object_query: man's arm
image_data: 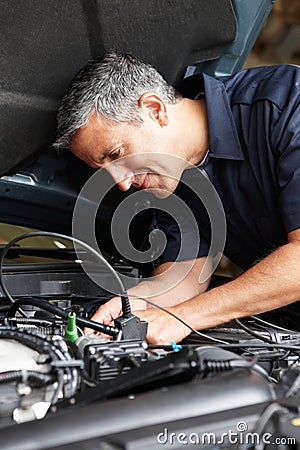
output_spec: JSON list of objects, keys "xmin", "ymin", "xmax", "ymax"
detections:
[
  {"xmin": 85, "ymin": 257, "xmax": 210, "ymax": 334},
  {"xmin": 139, "ymin": 229, "xmax": 300, "ymax": 344}
]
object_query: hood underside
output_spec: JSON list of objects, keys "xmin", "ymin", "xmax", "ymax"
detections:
[
  {"xmin": 1, "ymin": 0, "xmax": 238, "ymax": 176},
  {"xmin": 0, "ymin": 0, "xmax": 274, "ymax": 236}
]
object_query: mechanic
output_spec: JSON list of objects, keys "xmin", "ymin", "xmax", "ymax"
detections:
[{"xmin": 54, "ymin": 52, "xmax": 300, "ymax": 344}]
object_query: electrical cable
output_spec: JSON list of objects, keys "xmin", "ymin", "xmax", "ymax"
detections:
[
  {"xmin": 242, "ymin": 322, "xmax": 293, "ymax": 367},
  {"xmin": 0, "ymin": 370, "xmax": 55, "ymax": 386},
  {"xmin": 67, "ymin": 340, "xmax": 96, "ymax": 388},
  {"xmin": 246, "ymin": 321, "xmax": 275, "ymax": 341},
  {"xmin": 215, "ymin": 342, "xmax": 300, "ymax": 357},
  {"xmin": 5, "ymin": 317, "xmax": 55, "ymax": 327},
  {"xmin": 234, "ymin": 318, "xmax": 284, "ymax": 345},
  {"xmin": 148, "ymin": 342, "xmax": 300, "ymax": 354},
  {"xmin": 147, "ymin": 342, "xmax": 298, "ymax": 381},
  {"xmin": 51, "ymin": 339, "xmax": 79, "ymax": 400},
  {"xmin": 0, "ymin": 231, "xmax": 129, "ymax": 318},
  {"xmin": 202, "ymin": 355, "xmax": 272, "ymax": 381},
  {"xmin": 0, "ymin": 231, "xmax": 132, "ymax": 335},
  {"xmin": 274, "ymin": 349, "xmax": 291, "ymax": 361},
  {"xmin": 50, "ymin": 369, "xmax": 65, "ymax": 405},
  {"xmin": 6, "ymin": 298, "xmax": 119, "ymax": 336},
  {"xmin": 249, "ymin": 314, "xmax": 297, "ymax": 333}
]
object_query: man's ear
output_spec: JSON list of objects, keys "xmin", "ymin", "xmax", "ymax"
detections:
[{"xmin": 138, "ymin": 92, "xmax": 169, "ymax": 126}]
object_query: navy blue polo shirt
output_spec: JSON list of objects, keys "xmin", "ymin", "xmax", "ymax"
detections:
[{"xmin": 156, "ymin": 64, "xmax": 300, "ymax": 270}]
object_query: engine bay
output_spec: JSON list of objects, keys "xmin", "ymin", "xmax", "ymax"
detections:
[
  {"xmin": 0, "ymin": 232, "xmax": 300, "ymax": 449},
  {"xmin": 2, "ymin": 1, "xmax": 296, "ymax": 448}
]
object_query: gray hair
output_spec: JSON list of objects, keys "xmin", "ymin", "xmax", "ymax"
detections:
[{"xmin": 53, "ymin": 52, "xmax": 182, "ymax": 150}]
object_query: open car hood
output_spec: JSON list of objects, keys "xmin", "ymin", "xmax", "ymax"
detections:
[
  {"xmin": 4, "ymin": 4, "xmax": 300, "ymax": 450},
  {"xmin": 0, "ymin": 0, "xmax": 274, "ymax": 233}
]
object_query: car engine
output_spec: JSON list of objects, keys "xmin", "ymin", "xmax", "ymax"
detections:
[{"xmin": 0, "ymin": 232, "xmax": 300, "ymax": 449}]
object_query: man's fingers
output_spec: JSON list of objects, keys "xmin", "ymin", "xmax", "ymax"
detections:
[
  {"xmin": 84, "ymin": 326, "xmax": 96, "ymax": 335},
  {"xmin": 83, "ymin": 297, "xmax": 122, "ymax": 335}
]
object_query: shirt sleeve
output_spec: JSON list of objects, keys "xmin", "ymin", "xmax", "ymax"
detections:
[
  {"xmin": 154, "ymin": 208, "xmax": 210, "ymax": 264},
  {"xmin": 273, "ymin": 92, "xmax": 300, "ymax": 232}
]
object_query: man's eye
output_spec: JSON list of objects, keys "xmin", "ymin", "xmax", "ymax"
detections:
[{"xmin": 109, "ymin": 149, "xmax": 121, "ymax": 160}]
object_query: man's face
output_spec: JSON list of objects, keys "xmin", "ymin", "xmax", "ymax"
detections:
[{"xmin": 70, "ymin": 110, "xmax": 188, "ymax": 198}]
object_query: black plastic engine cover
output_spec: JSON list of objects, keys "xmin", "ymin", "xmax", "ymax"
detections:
[{"xmin": 1, "ymin": 367, "xmax": 275, "ymax": 449}]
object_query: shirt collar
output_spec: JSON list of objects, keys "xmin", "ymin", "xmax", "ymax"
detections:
[{"xmin": 177, "ymin": 73, "xmax": 244, "ymax": 161}]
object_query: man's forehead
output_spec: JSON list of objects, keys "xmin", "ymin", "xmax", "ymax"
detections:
[{"xmin": 70, "ymin": 114, "xmax": 119, "ymax": 157}]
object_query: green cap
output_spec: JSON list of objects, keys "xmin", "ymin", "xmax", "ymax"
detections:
[{"xmin": 65, "ymin": 311, "xmax": 78, "ymax": 343}]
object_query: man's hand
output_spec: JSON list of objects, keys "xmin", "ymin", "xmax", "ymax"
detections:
[
  {"xmin": 139, "ymin": 231, "xmax": 300, "ymax": 346},
  {"xmin": 137, "ymin": 307, "xmax": 191, "ymax": 344},
  {"xmin": 83, "ymin": 257, "xmax": 209, "ymax": 337},
  {"xmin": 84, "ymin": 296, "xmax": 122, "ymax": 335},
  {"xmin": 84, "ymin": 295, "xmax": 147, "ymax": 335}
]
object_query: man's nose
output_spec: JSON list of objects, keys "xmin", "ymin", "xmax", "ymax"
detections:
[
  {"xmin": 105, "ymin": 165, "xmax": 133, "ymax": 191},
  {"xmin": 116, "ymin": 177, "xmax": 133, "ymax": 191}
]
